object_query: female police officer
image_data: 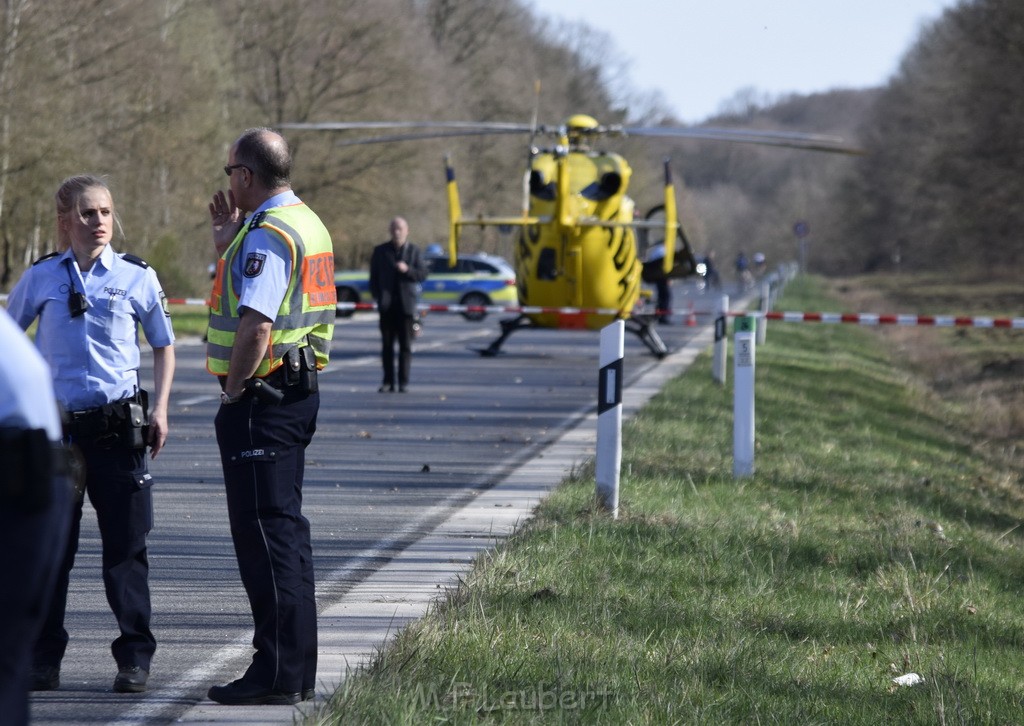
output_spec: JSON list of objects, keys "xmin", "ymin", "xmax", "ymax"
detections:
[{"xmin": 5, "ymin": 174, "xmax": 176, "ymax": 694}]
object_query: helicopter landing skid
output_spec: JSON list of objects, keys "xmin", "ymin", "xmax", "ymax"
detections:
[
  {"xmin": 625, "ymin": 316, "xmax": 670, "ymax": 358},
  {"xmin": 474, "ymin": 314, "xmax": 670, "ymax": 358},
  {"xmin": 474, "ymin": 315, "xmax": 532, "ymax": 357}
]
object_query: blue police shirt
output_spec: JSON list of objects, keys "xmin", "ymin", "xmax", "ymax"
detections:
[
  {"xmin": 0, "ymin": 307, "xmax": 62, "ymax": 440},
  {"xmin": 233, "ymin": 191, "xmax": 299, "ymax": 321},
  {"xmin": 6, "ymin": 245, "xmax": 175, "ymax": 412}
]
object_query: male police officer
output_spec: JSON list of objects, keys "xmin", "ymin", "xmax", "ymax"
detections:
[
  {"xmin": 0, "ymin": 308, "xmax": 72, "ymax": 724},
  {"xmin": 206, "ymin": 128, "xmax": 335, "ymax": 705}
]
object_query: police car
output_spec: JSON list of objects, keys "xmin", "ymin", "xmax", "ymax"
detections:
[{"xmin": 334, "ymin": 250, "xmax": 517, "ymax": 321}]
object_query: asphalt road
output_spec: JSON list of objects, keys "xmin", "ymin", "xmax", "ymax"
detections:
[{"xmin": 27, "ymin": 284, "xmax": 725, "ymax": 725}]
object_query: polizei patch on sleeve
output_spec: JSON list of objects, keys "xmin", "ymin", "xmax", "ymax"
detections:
[{"xmin": 244, "ymin": 253, "xmax": 267, "ymax": 278}]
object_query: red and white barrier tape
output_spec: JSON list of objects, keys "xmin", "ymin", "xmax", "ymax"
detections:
[
  {"xmin": 759, "ymin": 311, "xmax": 1024, "ymax": 329},
  {"xmin": 9, "ymin": 295, "xmax": 1019, "ymax": 328}
]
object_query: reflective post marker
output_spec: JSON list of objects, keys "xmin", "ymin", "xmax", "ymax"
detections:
[
  {"xmin": 596, "ymin": 320, "xmax": 624, "ymax": 518},
  {"xmin": 712, "ymin": 294, "xmax": 729, "ymax": 385},
  {"xmin": 733, "ymin": 315, "xmax": 756, "ymax": 478},
  {"xmin": 757, "ymin": 281, "xmax": 770, "ymax": 345}
]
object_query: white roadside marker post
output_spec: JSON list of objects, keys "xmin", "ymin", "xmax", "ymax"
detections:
[
  {"xmin": 758, "ymin": 281, "xmax": 770, "ymax": 345},
  {"xmin": 712, "ymin": 294, "xmax": 729, "ymax": 385},
  {"xmin": 733, "ymin": 315, "xmax": 756, "ymax": 478},
  {"xmin": 596, "ymin": 320, "xmax": 624, "ymax": 518}
]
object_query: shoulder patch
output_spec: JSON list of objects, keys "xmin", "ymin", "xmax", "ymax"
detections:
[
  {"xmin": 248, "ymin": 211, "xmax": 268, "ymax": 232},
  {"xmin": 32, "ymin": 251, "xmax": 60, "ymax": 266},
  {"xmin": 244, "ymin": 252, "xmax": 267, "ymax": 278},
  {"xmin": 121, "ymin": 253, "xmax": 150, "ymax": 269}
]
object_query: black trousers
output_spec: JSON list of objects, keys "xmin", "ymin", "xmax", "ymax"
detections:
[
  {"xmin": 0, "ymin": 472, "xmax": 72, "ymax": 725},
  {"xmin": 656, "ymin": 279, "xmax": 672, "ymax": 321},
  {"xmin": 379, "ymin": 311, "xmax": 414, "ymax": 387},
  {"xmin": 214, "ymin": 386, "xmax": 318, "ymax": 694},
  {"xmin": 33, "ymin": 441, "xmax": 155, "ymax": 672}
]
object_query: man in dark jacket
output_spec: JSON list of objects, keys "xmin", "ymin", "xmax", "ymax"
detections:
[{"xmin": 369, "ymin": 217, "xmax": 428, "ymax": 392}]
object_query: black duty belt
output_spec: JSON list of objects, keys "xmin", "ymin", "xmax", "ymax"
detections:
[
  {"xmin": 65, "ymin": 406, "xmax": 114, "ymax": 439},
  {"xmin": 217, "ymin": 347, "xmax": 318, "ymax": 404},
  {"xmin": 262, "ymin": 367, "xmax": 289, "ymax": 389},
  {"xmin": 63, "ymin": 394, "xmax": 148, "ymax": 448},
  {"xmin": 218, "ymin": 366, "xmax": 290, "ymax": 392}
]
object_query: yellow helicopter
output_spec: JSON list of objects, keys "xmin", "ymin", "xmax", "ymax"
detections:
[{"xmin": 280, "ymin": 114, "xmax": 858, "ymax": 357}]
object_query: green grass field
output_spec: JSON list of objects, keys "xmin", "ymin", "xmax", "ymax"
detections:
[
  {"xmin": 167, "ymin": 305, "xmax": 209, "ymax": 339},
  {"xmin": 307, "ymin": 274, "xmax": 1024, "ymax": 724}
]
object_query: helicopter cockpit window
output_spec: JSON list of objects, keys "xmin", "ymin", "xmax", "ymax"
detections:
[
  {"xmin": 537, "ymin": 248, "xmax": 557, "ymax": 280},
  {"xmin": 529, "ymin": 170, "xmax": 556, "ymax": 201},
  {"xmin": 580, "ymin": 172, "xmax": 622, "ymax": 202}
]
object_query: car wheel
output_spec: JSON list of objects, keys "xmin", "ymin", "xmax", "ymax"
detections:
[
  {"xmin": 335, "ymin": 286, "xmax": 359, "ymax": 318},
  {"xmin": 460, "ymin": 292, "xmax": 490, "ymax": 321}
]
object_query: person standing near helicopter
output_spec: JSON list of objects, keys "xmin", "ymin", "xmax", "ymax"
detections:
[{"xmin": 369, "ymin": 216, "xmax": 428, "ymax": 392}]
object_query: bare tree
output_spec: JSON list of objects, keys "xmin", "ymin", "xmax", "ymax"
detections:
[{"xmin": 830, "ymin": 0, "xmax": 1024, "ymax": 273}]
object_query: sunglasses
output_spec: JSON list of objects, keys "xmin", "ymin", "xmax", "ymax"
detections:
[{"xmin": 224, "ymin": 164, "xmax": 249, "ymax": 177}]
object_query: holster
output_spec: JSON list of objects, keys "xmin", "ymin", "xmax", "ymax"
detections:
[
  {"xmin": 0, "ymin": 427, "xmax": 72, "ymax": 513},
  {"xmin": 299, "ymin": 345, "xmax": 318, "ymax": 394},
  {"xmin": 281, "ymin": 345, "xmax": 318, "ymax": 395},
  {"xmin": 122, "ymin": 393, "xmax": 149, "ymax": 450},
  {"xmin": 245, "ymin": 377, "xmax": 285, "ymax": 405},
  {"xmin": 107, "ymin": 391, "xmax": 148, "ymax": 450},
  {"xmin": 243, "ymin": 347, "xmax": 318, "ymax": 406}
]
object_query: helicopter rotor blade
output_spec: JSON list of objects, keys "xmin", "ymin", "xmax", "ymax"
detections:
[
  {"xmin": 614, "ymin": 125, "xmax": 863, "ymax": 154},
  {"xmin": 278, "ymin": 121, "xmax": 544, "ymax": 148},
  {"xmin": 278, "ymin": 121, "xmax": 534, "ymax": 133},
  {"xmin": 278, "ymin": 119, "xmax": 861, "ymax": 154},
  {"xmin": 327, "ymin": 128, "xmax": 535, "ymax": 147}
]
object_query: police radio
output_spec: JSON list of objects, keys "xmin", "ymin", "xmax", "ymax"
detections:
[
  {"xmin": 64, "ymin": 260, "xmax": 89, "ymax": 318},
  {"xmin": 68, "ymin": 290, "xmax": 89, "ymax": 318}
]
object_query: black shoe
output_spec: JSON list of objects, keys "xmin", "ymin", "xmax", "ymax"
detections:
[
  {"xmin": 31, "ymin": 665, "xmax": 60, "ymax": 691},
  {"xmin": 113, "ymin": 665, "xmax": 148, "ymax": 693},
  {"xmin": 398, "ymin": 385, "xmax": 407, "ymax": 392},
  {"xmin": 207, "ymin": 678, "xmax": 300, "ymax": 706},
  {"xmin": 301, "ymin": 688, "xmax": 315, "ymax": 701},
  {"xmin": 378, "ymin": 384, "xmax": 394, "ymax": 393}
]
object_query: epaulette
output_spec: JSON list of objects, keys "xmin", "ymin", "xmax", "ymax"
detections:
[
  {"xmin": 248, "ymin": 211, "xmax": 268, "ymax": 232},
  {"xmin": 31, "ymin": 251, "xmax": 60, "ymax": 266},
  {"xmin": 121, "ymin": 253, "xmax": 149, "ymax": 269}
]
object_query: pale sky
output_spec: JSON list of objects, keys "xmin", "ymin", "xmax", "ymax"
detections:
[{"xmin": 529, "ymin": 0, "xmax": 960, "ymax": 123}]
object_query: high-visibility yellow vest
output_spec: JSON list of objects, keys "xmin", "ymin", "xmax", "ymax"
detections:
[{"xmin": 206, "ymin": 202, "xmax": 336, "ymax": 377}]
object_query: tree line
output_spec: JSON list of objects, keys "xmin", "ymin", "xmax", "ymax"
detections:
[
  {"xmin": 678, "ymin": 0, "xmax": 1023, "ymax": 278},
  {"xmin": 828, "ymin": 0, "xmax": 1024, "ymax": 275},
  {"xmin": 0, "ymin": 0, "xmax": 1016, "ymax": 297}
]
